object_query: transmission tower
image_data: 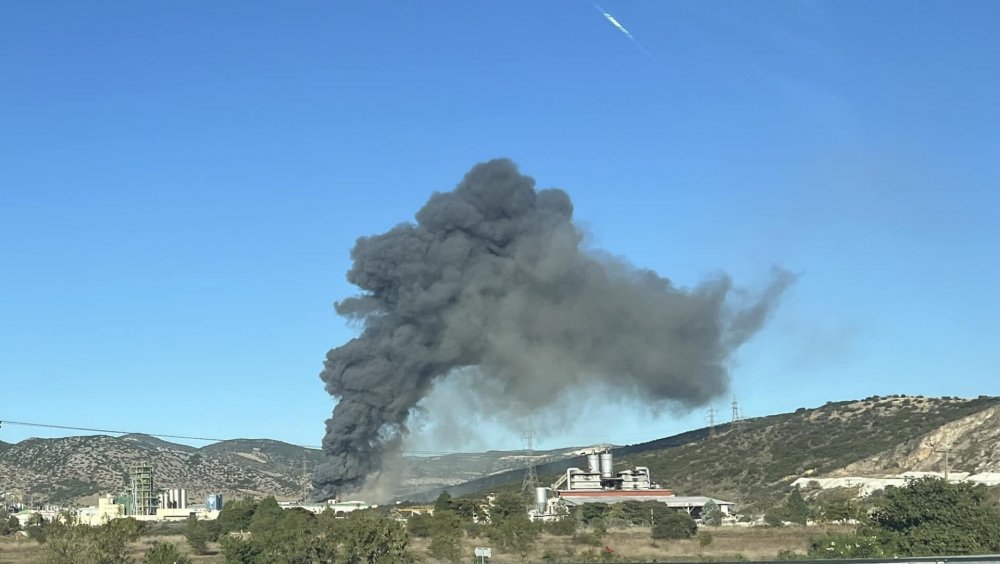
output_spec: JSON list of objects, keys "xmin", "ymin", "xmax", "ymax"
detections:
[
  {"xmin": 731, "ymin": 396, "xmax": 743, "ymax": 431},
  {"xmin": 706, "ymin": 407, "xmax": 718, "ymax": 438},
  {"xmin": 520, "ymin": 420, "xmax": 540, "ymax": 493}
]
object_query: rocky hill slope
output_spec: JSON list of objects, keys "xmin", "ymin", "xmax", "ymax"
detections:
[
  {"xmin": 0, "ymin": 434, "xmax": 307, "ymax": 505},
  {"xmin": 834, "ymin": 401, "xmax": 1000, "ymax": 476},
  {"xmin": 415, "ymin": 395, "xmax": 1000, "ymax": 507},
  {"xmin": 0, "ymin": 432, "xmax": 579, "ymax": 505},
  {"xmin": 623, "ymin": 395, "xmax": 1000, "ymax": 508}
]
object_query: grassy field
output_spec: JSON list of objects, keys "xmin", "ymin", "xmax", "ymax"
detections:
[
  {"xmin": 0, "ymin": 525, "xmax": 850, "ymax": 563},
  {"xmin": 419, "ymin": 525, "xmax": 852, "ymax": 562},
  {"xmin": 0, "ymin": 533, "xmax": 218, "ymax": 564}
]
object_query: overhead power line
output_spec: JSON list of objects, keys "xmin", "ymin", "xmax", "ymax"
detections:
[
  {"xmin": 0, "ymin": 417, "xmax": 691, "ymax": 459},
  {"xmin": 0, "ymin": 419, "xmax": 231, "ymax": 444},
  {"xmin": 0, "ymin": 418, "xmax": 553, "ymax": 458}
]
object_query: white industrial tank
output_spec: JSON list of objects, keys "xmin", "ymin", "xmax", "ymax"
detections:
[
  {"xmin": 535, "ymin": 487, "xmax": 548, "ymax": 513},
  {"xmin": 599, "ymin": 452, "xmax": 614, "ymax": 479},
  {"xmin": 587, "ymin": 454, "xmax": 601, "ymax": 474}
]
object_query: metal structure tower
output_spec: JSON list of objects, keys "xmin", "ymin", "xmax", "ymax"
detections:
[
  {"xmin": 301, "ymin": 457, "xmax": 310, "ymax": 502},
  {"xmin": 520, "ymin": 421, "xmax": 540, "ymax": 493},
  {"xmin": 706, "ymin": 407, "xmax": 718, "ymax": 438},
  {"xmin": 731, "ymin": 397, "xmax": 743, "ymax": 431},
  {"xmin": 128, "ymin": 463, "xmax": 156, "ymax": 516}
]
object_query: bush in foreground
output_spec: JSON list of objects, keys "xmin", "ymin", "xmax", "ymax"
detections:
[
  {"xmin": 808, "ymin": 477, "xmax": 1000, "ymax": 558},
  {"xmin": 145, "ymin": 541, "xmax": 192, "ymax": 564},
  {"xmin": 651, "ymin": 510, "xmax": 697, "ymax": 540}
]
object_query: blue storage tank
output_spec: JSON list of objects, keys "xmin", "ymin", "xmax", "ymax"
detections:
[{"xmin": 206, "ymin": 494, "xmax": 223, "ymax": 511}]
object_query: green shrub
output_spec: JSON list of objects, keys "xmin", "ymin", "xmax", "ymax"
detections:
[
  {"xmin": 428, "ymin": 510, "xmax": 463, "ymax": 562},
  {"xmin": 406, "ymin": 513, "xmax": 433, "ymax": 538},
  {"xmin": 869, "ymin": 477, "xmax": 1000, "ymax": 556},
  {"xmin": 183, "ymin": 516, "xmax": 211, "ymax": 554},
  {"xmin": 216, "ymin": 497, "xmax": 256, "ymax": 534},
  {"xmin": 764, "ymin": 510, "xmax": 785, "ymax": 527},
  {"xmin": 783, "ymin": 487, "xmax": 809, "ymax": 525},
  {"xmin": 145, "ymin": 541, "xmax": 192, "ymax": 564},
  {"xmin": 0, "ymin": 512, "xmax": 20, "ymax": 536},
  {"xmin": 651, "ymin": 511, "xmax": 697, "ymax": 540},
  {"xmin": 220, "ymin": 535, "xmax": 263, "ymax": 563},
  {"xmin": 579, "ymin": 503, "xmax": 610, "ymax": 526},
  {"xmin": 700, "ymin": 500, "xmax": 723, "ymax": 526},
  {"xmin": 464, "ymin": 522, "xmax": 484, "ymax": 538},
  {"xmin": 573, "ymin": 531, "xmax": 604, "ymax": 547},
  {"xmin": 338, "ymin": 513, "xmax": 412, "ymax": 563},
  {"xmin": 545, "ymin": 518, "xmax": 578, "ymax": 536},
  {"xmin": 40, "ymin": 516, "xmax": 144, "ymax": 564}
]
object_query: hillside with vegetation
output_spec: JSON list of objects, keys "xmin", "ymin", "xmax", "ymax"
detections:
[
  {"xmin": 0, "ymin": 434, "xmax": 307, "ymax": 505},
  {"xmin": 428, "ymin": 395, "xmax": 1000, "ymax": 508},
  {"xmin": 624, "ymin": 395, "xmax": 1000, "ymax": 509},
  {"xmin": 0, "ymin": 433, "xmax": 580, "ymax": 506}
]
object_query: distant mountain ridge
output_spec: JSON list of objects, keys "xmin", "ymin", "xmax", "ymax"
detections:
[
  {"xmin": 4, "ymin": 395, "xmax": 998, "ymax": 507},
  {"xmin": 0, "ymin": 434, "xmax": 308, "ymax": 505},
  {"xmin": 0, "ymin": 432, "xmax": 581, "ymax": 505}
]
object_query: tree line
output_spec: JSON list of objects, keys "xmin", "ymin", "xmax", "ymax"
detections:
[{"xmin": 802, "ymin": 477, "xmax": 1000, "ymax": 558}]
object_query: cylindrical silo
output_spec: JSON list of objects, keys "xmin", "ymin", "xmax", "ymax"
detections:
[
  {"xmin": 180, "ymin": 489, "xmax": 187, "ymax": 509},
  {"xmin": 587, "ymin": 454, "xmax": 601, "ymax": 474},
  {"xmin": 534, "ymin": 487, "xmax": 548, "ymax": 514},
  {"xmin": 599, "ymin": 452, "xmax": 614, "ymax": 479}
]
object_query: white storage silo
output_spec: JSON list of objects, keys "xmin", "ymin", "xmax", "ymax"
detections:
[
  {"xmin": 587, "ymin": 454, "xmax": 601, "ymax": 474},
  {"xmin": 599, "ymin": 452, "xmax": 614, "ymax": 479}
]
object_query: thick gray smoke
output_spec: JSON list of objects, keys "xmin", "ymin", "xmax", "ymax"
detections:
[{"xmin": 314, "ymin": 159, "xmax": 794, "ymax": 500}]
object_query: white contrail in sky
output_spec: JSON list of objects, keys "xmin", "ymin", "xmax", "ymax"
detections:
[{"xmin": 593, "ymin": 2, "xmax": 651, "ymax": 58}]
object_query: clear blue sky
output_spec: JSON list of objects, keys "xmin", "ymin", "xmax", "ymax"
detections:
[{"xmin": 2, "ymin": 1, "xmax": 998, "ymax": 452}]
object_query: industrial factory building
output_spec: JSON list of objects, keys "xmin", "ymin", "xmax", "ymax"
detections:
[
  {"xmin": 529, "ymin": 448, "xmax": 733, "ymax": 522},
  {"xmin": 128, "ymin": 463, "xmax": 156, "ymax": 516},
  {"xmin": 18, "ymin": 458, "xmax": 374, "ymax": 528},
  {"xmin": 113, "ymin": 463, "xmax": 194, "ymax": 518}
]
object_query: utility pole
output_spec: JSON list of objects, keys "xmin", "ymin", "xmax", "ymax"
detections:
[
  {"xmin": 933, "ymin": 446, "xmax": 954, "ymax": 481},
  {"xmin": 521, "ymin": 420, "xmax": 540, "ymax": 493}
]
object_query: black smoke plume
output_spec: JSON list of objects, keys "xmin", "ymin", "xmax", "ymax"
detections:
[{"xmin": 314, "ymin": 159, "xmax": 794, "ymax": 500}]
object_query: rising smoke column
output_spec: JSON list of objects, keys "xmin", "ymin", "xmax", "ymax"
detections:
[{"xmin": 314, "ymin": 159, "xmax": 794, "ymax": 499}]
